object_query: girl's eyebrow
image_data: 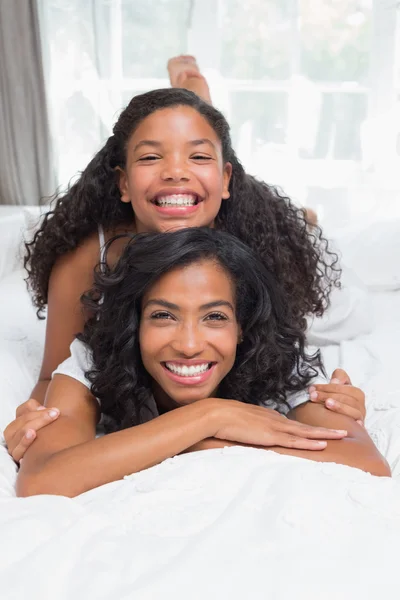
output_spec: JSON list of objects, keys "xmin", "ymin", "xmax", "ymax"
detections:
[
  {"xmin": 133, "ymin": 140, "xmax": 162, "ymax": 152},
  {"xmin": 143, "ymin": 299, "xmax": 234, "ymax": 311},
  {"xmin": 189, "ymin": 138, "xmax": 216, "ymax": 149},
  {"xmin": 133, "ymin": 138, "xmax": 216, "ymax": 152}
]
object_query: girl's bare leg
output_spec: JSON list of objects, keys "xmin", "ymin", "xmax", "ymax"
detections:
[{"xmin": 167, "ymin": 55, "xmax": 212, "ymax": 103}]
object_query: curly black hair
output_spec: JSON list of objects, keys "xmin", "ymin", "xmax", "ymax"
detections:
[
  {"xmin": 80, "ymin": 227, "xmax": 323, "ymax": 433},
  {"xmin": 25, "ymin": 88, "xmax": 340, "ymax": 330}
]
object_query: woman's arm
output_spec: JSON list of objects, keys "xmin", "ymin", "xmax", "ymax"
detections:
[
  {"xmin": 16, "ymin": 374, "xmax": 219, "ymax": 498},
  {"xmin": 187, "ymin": 404, "xmax": 390, "ymax": 477},
  {"xmin": 273, "ymin": 403, "xmax": 391, "ymax": 476},
  {"xmin": 17, "ymin": 374, "xmax": 350, "ymax": 497}
]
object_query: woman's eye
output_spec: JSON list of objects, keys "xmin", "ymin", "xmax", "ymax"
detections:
[
  {"xmin": 150, "ymin": 311, "xmax": 173, "ymax": 320},
  {"xmin": 205, "ymin": 312, "xmax": 228, "ymax": 322}
]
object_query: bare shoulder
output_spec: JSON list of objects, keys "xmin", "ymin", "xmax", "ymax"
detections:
[{"xmin": 52, "ymin": 230, "xmax": 101, "ymax": 280}]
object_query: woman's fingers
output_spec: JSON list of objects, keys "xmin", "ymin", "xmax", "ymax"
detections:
[
  {"xmin": 281, "ymin": 421, "xmax": 347, "ymax": 440},
  {"xmin": 276, "ymin": 435, "xmax": 329, "ymax": 451}
]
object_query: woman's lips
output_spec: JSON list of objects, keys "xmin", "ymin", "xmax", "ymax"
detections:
[{"xmin": 161, "ymin": 362, "xmax": 216, "ymax": 385}]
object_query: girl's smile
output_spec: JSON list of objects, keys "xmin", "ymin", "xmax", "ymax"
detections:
[{"xmin": 118, "ymin": 106, "xmax": 232, "ymax": 233}]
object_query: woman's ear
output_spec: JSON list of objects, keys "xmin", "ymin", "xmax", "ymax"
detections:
[
  {"xmin": 222, "ymin": 162, "xmax": 232, "ymax": 200},
  {"xmin": 115, "ymin": 166, "xmax": 131, "ymax": 204},
  {"xmin": 237, "ymin": 328, "xmax": 243, "ymax": 344}
]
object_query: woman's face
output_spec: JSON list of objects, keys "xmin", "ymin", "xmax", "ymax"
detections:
[
  {"xmin": 139, "ymin": 260, "xmax": 240, "ymax": 410},
  {"xmin": 118, "ymin": 106, "xmax": 232, "ymax": 233}
]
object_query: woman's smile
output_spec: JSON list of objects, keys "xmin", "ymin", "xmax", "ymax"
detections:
[
  {"xmin": 139, "ymin": 259, "xmax": 240, "ymax": 410},
  {"xmin": 161, "ymin": 360, "xmax": 217, "ymax": 385}
]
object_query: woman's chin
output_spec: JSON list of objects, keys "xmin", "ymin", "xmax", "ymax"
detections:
[{"xmin": 170, "ymin": 392, "xmax": 212, "ymax": 407}]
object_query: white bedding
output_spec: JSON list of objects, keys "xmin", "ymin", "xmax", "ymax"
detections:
[{"xmin": 0, "ymin": 209, "xmax": 400, "ymax": 599}]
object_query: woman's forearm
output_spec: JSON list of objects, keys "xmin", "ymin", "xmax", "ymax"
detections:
[
  {"xmin": 17, "ymin": 399, "xmax": 218, "ymax": 498},
  {"xmin": 184, "ymin": 405, "xmax": 391, "ymax": 478}
]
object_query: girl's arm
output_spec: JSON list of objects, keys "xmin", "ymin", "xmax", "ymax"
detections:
[{"xmin": 33, "ymin": 234, "xmax": 101, "ymax": 403}]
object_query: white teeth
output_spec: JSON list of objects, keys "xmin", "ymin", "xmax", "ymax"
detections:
[
  {"xmin": 156, "ymin": 194, "xmax": 197, "ymax": 207},
  {"xmin": 165, "ymin": 362, "xmax": 210, "ymax": 376}
]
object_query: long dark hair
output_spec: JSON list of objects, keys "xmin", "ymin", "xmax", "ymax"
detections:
[
  {"xmin": 25, "ymin": 88, "xmax": 339, "ymax": 331},
  {"xmin": 80, "ymin": 227, "xmax": 322, "ymax": 433}
]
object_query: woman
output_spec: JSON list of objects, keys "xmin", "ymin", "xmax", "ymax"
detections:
[{"xmin": 16, "ymin": 228, "xmax": 389, "ymax": 498}]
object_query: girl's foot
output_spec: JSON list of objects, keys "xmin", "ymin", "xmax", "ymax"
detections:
[{"xmin": 167, "ymin": 55, "xmax": 212, "ymax": 103}]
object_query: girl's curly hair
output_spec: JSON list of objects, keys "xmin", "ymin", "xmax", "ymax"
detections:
[
  {"xmin": 25, "ymin": 88, "xmax": 340, "ymax": 329},
  {"xmin": 80, "ymin": 227, "xmax": 323, "ymax": 433}
]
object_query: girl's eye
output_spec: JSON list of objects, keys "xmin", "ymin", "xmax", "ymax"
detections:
[
  {"xmin": 205, "ymin": 312, "xmax": 228, "ymax": 322},
  {"xmin": 191, "ymin": 154, "xmax": 212, "ymax": 161},
  {"xmin": 150, "ymin": 311, "xmax": 174, "ymax": 320},
  {"xmin": 138, "ymin": 155, "xmax": 160, "ymax": 162}
]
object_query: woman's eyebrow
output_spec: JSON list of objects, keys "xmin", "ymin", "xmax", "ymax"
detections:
[
  {"xmin": 200, "ymin": 300, "xmax": 234, "ymax": 311},
  {"xmin": 143, "ymin": 299, "xmax": 234, "ymax": 312},
  {"xmin": 143, "ymin": 299, "xmax": 180, "ymax": 311}
]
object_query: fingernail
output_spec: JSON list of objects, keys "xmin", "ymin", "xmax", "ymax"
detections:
[
  {"xmin": 356, "ymin": 420, "xmax": 364, "ymax": 428},
  {"xmin": 315, "ymin": 441, "xmax": 327, "ymax": 447},
  {"xmin": 48, "ymin": 409, "xmax": 59, "ymax": 418},
  {"xmin": 326, "ymin": 399, "xmax": 335, "ymax": 408},
  {"xmin": 335, "ymin": 430, "xmax": 347, "ymax": 435},
  {"xmin": 310, "ymin": 391, "xmax": 318, "ymax": 400},
  {"xmin": 330, "ymin": 378, "xmax": 340, "ymax": 384},
  {"xmin": 36, "ymin": 406, "xmax": 46, "ymax": 411},
  {"xmin": 25, "ymin": 429, "xmax": 35, "ymax": 439},
  {"xmin": 309, "ymin": 386, "xmax": 316, "ymax": 393}
]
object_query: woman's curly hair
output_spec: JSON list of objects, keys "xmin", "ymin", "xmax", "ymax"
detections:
[
  {"xmin": 25, "ymin": 88, "xmax": 340, "ymax": 330},
  {"xmin": 80, "ymin": 227, "xmax": 323, "ymax": 433}
]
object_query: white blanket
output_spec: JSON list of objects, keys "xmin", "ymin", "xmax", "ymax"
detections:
[{"xmin": 1, "ymin": 211, "xmax": 400, "ymax": 599}]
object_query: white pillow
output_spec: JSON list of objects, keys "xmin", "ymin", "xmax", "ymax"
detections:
[
  {"xmin": 330, "ymin": 218, "xmax": 400, "ymax": 291},
  {"xmin": 0, "ymin": 269, "xmax": 45, "ymax": 432}
]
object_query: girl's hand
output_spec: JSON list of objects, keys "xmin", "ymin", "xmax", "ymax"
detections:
[
  {"xmin": 308, "ymin": 369, "xmax": 366, "ymax": 424},
  {"xmin": 3, "ymin": 399, "xmax": 60, "ymax": 463},
  {"xmin": 209, "ymin": 399, "xmax": 347, "ymax": 451}
]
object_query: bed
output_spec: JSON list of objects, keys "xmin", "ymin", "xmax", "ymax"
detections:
[{"xmin": 0, "ymin": 206, "xmax": 399, "ymax": 599}]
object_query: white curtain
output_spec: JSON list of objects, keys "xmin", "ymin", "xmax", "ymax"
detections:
[
  {"xmin": 0, "ymin": 0, "xmax": 54, "ymax": 206},
  {"xmin": 39, "ymin": 0, "xmax": 400, "ymax": 229}
]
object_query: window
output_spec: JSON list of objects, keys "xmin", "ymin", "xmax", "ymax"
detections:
[{"xmin": 40, "ymin": 0, "xmax": 400, "ymax": 224}]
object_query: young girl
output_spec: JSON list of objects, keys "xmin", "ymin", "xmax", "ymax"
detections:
[
  {"xmin": 6, "ymin": 86, "xmax": 356, "ymax": 461},
  {"xmin": 16, "ymin": 228, "xmax": 388, "ymax": 498}
]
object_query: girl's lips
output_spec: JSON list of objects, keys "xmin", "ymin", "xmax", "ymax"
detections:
[
  {"xmin": 152, "ymin": 201, "xmax": 202, "ymax": 216},
  {"xmin": 161, "ymin": 362, "xmax": 216, "ymax": 385}
]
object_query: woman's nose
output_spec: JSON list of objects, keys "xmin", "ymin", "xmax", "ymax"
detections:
[{"xmin": 171, "ymin": 324, "xmax": 205, "ymax": 356}]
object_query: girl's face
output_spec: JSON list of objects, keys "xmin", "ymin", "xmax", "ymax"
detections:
[
  {"xmin": 118, "ymin": 106, "xmax": 232, "ymax": 233},
  {"xmin": 139, "ymin": 260, "xmax": 241, "ymax": 410}
]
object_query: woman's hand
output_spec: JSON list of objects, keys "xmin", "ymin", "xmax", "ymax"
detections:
[
  {"xmin": 209, "ymin": 399, "xmax": 347, "ymax": 451},
  {"xmin": 308, "ymin": 369, "xmax": 366, "ymax": 424},
  {"xmin": 3, "ymin": 399, "xmax": 60, "ymax": 463}
]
